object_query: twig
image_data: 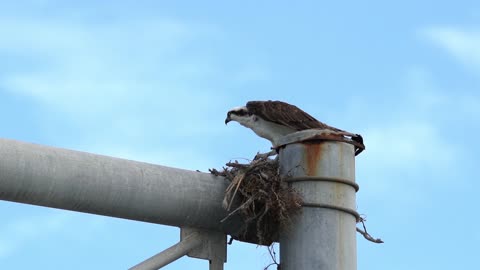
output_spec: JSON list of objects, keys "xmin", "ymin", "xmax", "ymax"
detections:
[
  {"xmin": 208, "ymin": 168, "xmax": 222, "ymax": 176},
  {"xmin": 264, "ymin": 263, "xmax": 277, "ymax": 270},
  {"xmin": 356, "ymin": 218, "xmax": 383, "ymax": 243},
  {"xmin": 255, "ymin": 150, "xmax": 277, "ymax": 160},
  {"xmin": 220, "ymin": 196, "xmax": 255, "ymax": 223},
  {"xmin": 269, "ymin": 244, "xmax": 277, "ymax": 262},
  {"xmin": 264, "ymin": 244, "xmax": 280, "ymax": 270},
  {"xmin": 226, "ymin": 162, "xmax": 250, "ymax": 169},
  {"xmin": 226, "ymin": 172, "xmax": 246, "ymax": 210}
]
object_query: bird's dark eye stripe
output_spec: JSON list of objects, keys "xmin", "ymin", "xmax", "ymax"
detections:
[{"xmin": 232, "ymin": 110, "xmax": 249, "ymax": 116}]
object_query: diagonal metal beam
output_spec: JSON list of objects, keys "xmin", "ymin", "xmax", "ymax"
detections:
[
  {"xmin": 129, "ymin": 227, "xmax": 226, "ymax": 270},
  {"xmin": 129, "ymin": 231, "xmax": 203, "ymax": 270}
]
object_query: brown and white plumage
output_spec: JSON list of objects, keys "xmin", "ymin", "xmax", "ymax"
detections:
[
  {"xmin": 225, "ymin": 100, "xmax": 363, "ymax": 146},
  {"xmin": 245, "ymin": 101, "xmax": 343, "ymax": 132}
]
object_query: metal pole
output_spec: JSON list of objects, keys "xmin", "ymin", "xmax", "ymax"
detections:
[
  {"xmin": 0, "ymin": 138, "xmax": 242, "ymax": 235},
  {"xmin": 209, "ymin": 259, "xmax": 224, "ymax": 270},
  {"xmin": 278, "ymin": 141, "xmax": 358, "ymax": 270},
  {"xmin": 129, "ymin": 232, "xmax": 203, "ymax": 270}
]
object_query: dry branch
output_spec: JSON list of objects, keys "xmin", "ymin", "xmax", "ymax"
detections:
[{"xmin": 356, "ymin": 217, "xmax": 384, "ymax": 244}]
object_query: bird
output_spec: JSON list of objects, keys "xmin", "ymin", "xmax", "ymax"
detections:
[{"xmin": 225, "ymin": 100, "xmax": 363, "ymax": 149}]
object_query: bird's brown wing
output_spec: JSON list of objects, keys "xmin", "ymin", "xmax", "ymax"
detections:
[{"xmin": 246, "ymin": 100, "xmax": 342, "ymax": 131}]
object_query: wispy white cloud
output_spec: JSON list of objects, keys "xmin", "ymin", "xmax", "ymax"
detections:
[
  {"xmin": 357, "ymin": 120, "xmax": 457, "ymax": 203},
  {"xmin": 403, "ymin": 66, "xmax": 480, "ymax": 120},
  {"xmin": 362, "ymin": 121, "xmax": 455, "ymax": 170},
  {"xmin": 0, "ymin": 15, "xmax": 276, "ymax": 175},
  {"xmin": 0, "ymin": 18, "xmax": 219, "ymax": 113},
  {"xmin": 422, "ymin": 26, "xmax": 480, "ymax": 71},
  {"xmin": 0, "ymin": 16, "xmax": 271, "ymax": 141},
  {"xmin": 356, "ymin": 67, "xmax": 473, "ymax": 201}
]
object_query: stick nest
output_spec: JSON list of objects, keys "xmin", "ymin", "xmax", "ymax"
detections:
[{"xmin": 210, "ymin": 152, "xmax": 303, "ymax": 245}]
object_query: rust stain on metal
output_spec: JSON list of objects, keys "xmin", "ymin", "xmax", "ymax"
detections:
[
  {"xmin": 275, "ymin": 131, "xmax": 365, "ymax": 156},
  {"xmin": 303, "ymin": 142, "xmax": 324, "ymax": 176}
]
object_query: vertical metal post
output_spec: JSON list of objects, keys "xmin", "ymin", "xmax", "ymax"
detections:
[
  {"xmin": 278, "ymin": 140, "xmax": 358, "ymax": 270},
  {"xmin": 209, "ymin": 259, "xmax": 224, "ymax": 270}
]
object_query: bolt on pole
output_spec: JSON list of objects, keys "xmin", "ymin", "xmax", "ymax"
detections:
[{"xmin": 277, "ymin": 131, "xmax": 359, "ymax": 270}]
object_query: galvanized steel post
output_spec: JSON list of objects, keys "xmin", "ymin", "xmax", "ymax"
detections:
[{"xmin": 277, "ymin": 132, "xmax": 359, "ymax": 270}]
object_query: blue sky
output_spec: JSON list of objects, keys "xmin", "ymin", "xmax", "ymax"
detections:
[{"xmin": 0, "ymin": 1, "xmax": 479, "ymax": 269}]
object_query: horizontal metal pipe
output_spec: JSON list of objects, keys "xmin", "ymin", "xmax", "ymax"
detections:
[
  {"xmin": 0, "ymin": 138, "xmax": 242, "ymax": 235},
  {"xmin": 129, "ymin": 232, "xmax": 203, "ymax": 270}
]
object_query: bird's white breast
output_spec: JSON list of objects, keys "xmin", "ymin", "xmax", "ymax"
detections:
[{"xmin": 247, "ymin": 117, "xmax": 296, "ymax": 144}]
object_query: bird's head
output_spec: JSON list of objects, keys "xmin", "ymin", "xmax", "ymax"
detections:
[{"xmin": 225, "ymin": 106, "xmax": 255, "ymax": 126}]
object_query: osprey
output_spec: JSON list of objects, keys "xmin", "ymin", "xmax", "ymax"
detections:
[{"xmin": 225, "ymin": 100, "xmax": 363, "ymax": 147}]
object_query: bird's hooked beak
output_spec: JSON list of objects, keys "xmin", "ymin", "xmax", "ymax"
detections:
[{"xmin": 225, "ymin": 114, "xmax": 231, "ymax": 125}]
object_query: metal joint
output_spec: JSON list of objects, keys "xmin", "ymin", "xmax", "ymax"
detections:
[{"xmin": 129, "ymin": 228, "xmax": 226, "ymax": 270}]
